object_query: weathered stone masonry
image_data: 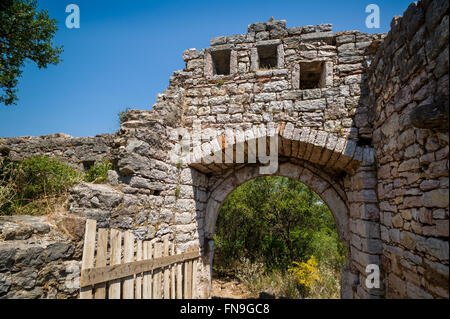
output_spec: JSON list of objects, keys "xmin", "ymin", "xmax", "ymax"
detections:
[
  {"xmin": 0, "ymin": 133, "xmax": 115, "ymax": 170},
  {"xmin": 367, "ymin": 0, "xmax": 449, "ymax": 298},
  {"xmin": 0, "ymin": 0, "xmax": 448, "ymax": 299}
]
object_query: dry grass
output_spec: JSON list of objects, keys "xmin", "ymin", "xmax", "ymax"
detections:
[
  {"xmin": 230, "ymin": 257, "xmax": 341, "ymax": 299},
  {"xmin": 1, "ymin": 191, "xmax": 70, "ymax": 216},
  {"xmin": 1, "ymin": 156, "xmax": 112, "ymax": 216}
]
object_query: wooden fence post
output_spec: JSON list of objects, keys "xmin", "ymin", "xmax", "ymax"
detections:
[
  {"xmin": 170, "ymin": 242, "xmax": 176, "ymax": 299},
  {"xmin": 153, "ymin": 242, "xmax": 162, "ymax": 299},
  {"xmin": 177, "ymin": 245, "xmax": 183, "ymax": 299},
  {"xmin": 94, "ymin": 228, "xmax": 108, "ymax": 299},
  {"xmin": 192, "ymin": 245, "xmax": 198, "ymax": 299},
  {"xmin": 123, "ymin": 231, "xmax": 135, "ymax": 299},
  {"xmin": 135, "ymin": 240, "xmax": 143, "ymax": 299},
  {"xmin": 108, "ymin": 229, "xmax": 122, "ymax": 299},
  {"xmin": 142, "ymin": 241, "xmax": 153, "ymax": 299},
  {"xmin": 80, "ymin": 219, "xmax": 96, "ymax": 299}
]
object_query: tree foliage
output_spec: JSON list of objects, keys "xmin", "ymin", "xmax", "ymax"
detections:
[
  {"xmin": 0, "ymin": 0, "xmax": 63, "ymax": 105},
  {"xmin": 214, "ymin": 176, "xmax": 346, "ymax": 273}
]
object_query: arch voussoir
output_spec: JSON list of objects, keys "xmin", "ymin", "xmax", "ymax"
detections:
[{"xmin": 187, "ymin": 122, "xmax": 370, "ymax": 175}]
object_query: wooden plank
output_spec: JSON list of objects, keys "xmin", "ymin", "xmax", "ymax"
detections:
[
  {"xmin": 170, "ymin": 242, "xmax": 176, "ymax": 299},
  {"xmin": 94, "ymin": 228, "xmax": 108, "ymax": 299},
  {"xmin": 186, "ymin": 246, "xmax": 193, "ymax": 299},
  {"xmin": 108, "ymin": 229, "xmax": 122, "ymax": 299},
  {"xmin": 135, "ymin": 240, "xmax": 143, "ymax": 299},
  {"xmin": 149, "ymin": 242, "xmax": 154, "ymax": 299},
  {"xmin": 176, "ymin": 245, "xmax": 183, "ymax": 299},
  {"xmin": 80, "ymin": 219, "xmax": 96, "ymax": 299},
  {"xmin": 163, "ymin": 238, "xmax": 170, "ymax": 299},
  {"xmin": 183, "ymin": 254, "xmax": 188, "ymax": 299},
  {"xmin": 192, "ymin": 246, "xmax": 198, "ymax": 299},
  {"xmin": 122, "ymin": 231, "xmax": 135, "ymax": 299},
  {"xmin": 153, "ymin": 242, "xmax": 162, "ymax": 299},
  {"xmin": 142, "ymin": 241, "xmax": 152, "ymax": 299},
  {"xmin": 81, "ymin": 248, "xmax": 200, "ymax": 288}
]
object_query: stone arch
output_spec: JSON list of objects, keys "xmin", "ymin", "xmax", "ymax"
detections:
[
  {"xmin": 186, "ymin": 122, "xmax": 374, "ymax": 175},
  {"xmin": 185, "ymin": 123, "xmax": 382, "ymax": 299},
  {"xmin": 195, "ymin": 160, "xmax": 359, "ymax": 299}
]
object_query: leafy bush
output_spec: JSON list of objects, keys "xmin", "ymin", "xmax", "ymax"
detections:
[
  {"xmin": 308, "ymin": 230, "xmax": 347, "ymax": 271},
  {"xmin": 289, "ymin": 256, "xmax": 342, "ymax": 299},
  {"xmin": 289, "ymin": 256, "xmax": 320, "ymax": 293},
  {"xmin": 0, "ymin": 156, "xmax": 82, "ymax": 216},
  {"xmin": 84, "ymin": 159, "xmax": 113, "ymax": 183},
  {"xmin": 118, "ymin": 107, "xmax": 131, "ymax": 125}
]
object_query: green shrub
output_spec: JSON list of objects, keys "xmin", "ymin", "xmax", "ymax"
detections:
[
  {"xmin": 84, "ymin": 159, "xmax": 113, "ymax": 183},
  {"xmin": 118, "ymin": 107, "xmax": 131, "ymax": 125},
  {"xmin": 17, "ymin": 156, "xmax": 80, "ymax": 198},
  {"xmin": 0, "ymin": 156, "xmax": 82, "ymax": 216}
]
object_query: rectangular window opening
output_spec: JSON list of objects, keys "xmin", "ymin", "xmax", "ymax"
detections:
[
  {"xmin": 211, "ymin": 50, "xmax": 231, "ymax": 75},
  {"xmin": 257, "ymin": 45, "xmax": 278, "ymax": 70},
  {"xmin": 300, "ymin": 61, "xmax": 325, "ymax": 89}
]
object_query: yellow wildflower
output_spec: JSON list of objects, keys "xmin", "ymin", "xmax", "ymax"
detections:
[{"xmin": 289, "ymin": 256, "xmax": 321, "ymax": 290}]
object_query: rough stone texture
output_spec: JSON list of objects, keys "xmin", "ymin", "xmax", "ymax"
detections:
[
  {"xmin": 368, "ymin": 0, "xmax": 449, "ymax": 299},
  {"xmin": 0, "ymin": 215, "xmax": 81, "ymax": 299},
  {"xmin": 0, "ymin": 2, "xmax": 448, "ymax": 299},
  {"xmin": 0, "ymin": 133, "xmax": 115, "ymax": 171}
]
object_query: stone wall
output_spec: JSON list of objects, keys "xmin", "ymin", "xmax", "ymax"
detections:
[
  {"xmin": 0, "ymin": 134, "xmax": 115, "ymax": 299},
  {"xmin": 0, "ymin": 133, "xmax": 115, "ymax": 170},
  {"xmin": 368, "ymin": 0, "xmax": 449, "ymax": 298},
  {"xmin": 0, "ymin": 215, "xmax": 84, "ymax": 299},
  {"xmin": 180, "ymin": 20, "xmax": 384, "ymax": 142}
]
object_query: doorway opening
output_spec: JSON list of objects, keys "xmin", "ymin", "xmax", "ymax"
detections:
[{"xmin": 211, "ymin": 176, "xmax": 346, "ymax": 299}]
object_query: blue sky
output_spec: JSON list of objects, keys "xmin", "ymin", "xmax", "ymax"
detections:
[{"xmin": 0, "ymin": 0, "xmax": 413, "ymax": 138}]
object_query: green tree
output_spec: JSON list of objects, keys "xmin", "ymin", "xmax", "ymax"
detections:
[
  {"xmin": 214, "ymin": 176, "xmax": 346, "ymax": 272},
  {"xmin": 0, "ymin": 0, "xmax": 63, "ymax": 105}
]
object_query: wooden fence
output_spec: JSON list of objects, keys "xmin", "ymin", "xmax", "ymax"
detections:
[{"xmin": 80, "ymin": 219, "xmax": 200, "ymax": 299}]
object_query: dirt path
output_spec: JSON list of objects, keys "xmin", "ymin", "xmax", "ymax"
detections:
[{"xmin": 211, "ymin": 278, "xmax": 255, "ymax": 299}]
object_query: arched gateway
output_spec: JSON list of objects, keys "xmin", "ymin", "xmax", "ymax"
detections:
[{"xmin": 180, "ymin": 125, "xmax": 382, "ymax": 299}]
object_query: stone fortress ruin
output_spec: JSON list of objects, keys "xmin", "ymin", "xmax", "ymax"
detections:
[{"xmin": 0, "ymin": 0, "xmax": 448, "ymax": 299}]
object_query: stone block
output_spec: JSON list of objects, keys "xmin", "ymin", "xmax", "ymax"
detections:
[{"xmin": 294, "ymin": 99, "xmax": 326, "ymax": 111}]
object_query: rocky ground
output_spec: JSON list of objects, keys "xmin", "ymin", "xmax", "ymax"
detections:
[{"xmin": 211, "ymin": 277, "xmax": 254, "ymax": 299}]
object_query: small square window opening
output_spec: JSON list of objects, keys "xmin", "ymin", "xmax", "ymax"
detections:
[
  {"xmin": 211, "ymin": 50, "xmax": 231, "ymax": 75},
  {"xmin": 299, "ymin": 61, "xmax": 326, "ymax": 89},
  {"xmin": 257, "ymin": 45, "xmax": 278, "ymax": 70}
]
